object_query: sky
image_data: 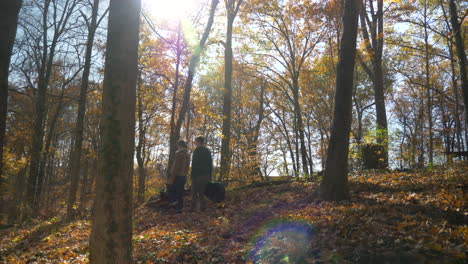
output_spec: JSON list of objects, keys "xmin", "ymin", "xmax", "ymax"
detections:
[{"xmin": 142, "ymin": 0, "xmax": 200, "ymax": 22}]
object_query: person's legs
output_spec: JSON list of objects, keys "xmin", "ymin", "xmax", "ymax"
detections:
[
  {"xmin": 191, "ymin": 177, "xmax": 199, "ymax": 211},
  {"xmin": 167, "ymin": 184, "xmax": 176, "ymax": 202},
  {"xmin": 174, "ymin": 176, "xmax": 186, "ymax": 210},
  {"xmin": 199, "ymin": 176, "xmax": 209, "ymax": 211}
]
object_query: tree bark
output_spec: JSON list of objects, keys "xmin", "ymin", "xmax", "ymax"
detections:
[
  {"xmin": 88, "ymin": 0, "xmax": 140, "ymax": 262},
  {"xmin": 78, "ymin": 157, "xmax": 89, "ymax": 217},
  {"xmin": 220, "ymin": 0, "xmax": 243, "ymax": 181},
  {"xmin": 320, "ymin": 0, "xmax": 360, "ymax": 201},
  {"xmin": 168, "ymin": 0, "xmax": 219, "ymax": 174},
  {"xmin": 449, "ymin": 0, "xmax": 468, "ymax": 129},
  {"xmin": 423, "ymin": 0, "xmax": 433, "ymax": 164},
  {"xmin": 0, "ymin": 0, "xmax": 22, "ymax": 202},
  {"xmin": 167, "ymin": 22, "xmax": 183, "ymax": 181},
  {"xmin": 292, "ymin": 78, "xmax": 309, "ymax": 176},
  {"xmin": 27, "ymin": 0, "xmax": 78, "ymax": 215},
  {"xmin": 66, "ymin": 0, "xmax": 100, "ymax": 219},
  {"xmin": 359, "ymin": 0, "xmax": 388, "ymax": 168},
  {"xmin": 37, "ymin": 82, "xmax": 67, "ymax": 210},
  {"xmin": 136, "ymin": 79, "xmax": 146, "ymax": 204}
]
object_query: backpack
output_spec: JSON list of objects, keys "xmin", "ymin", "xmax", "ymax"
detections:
[{"xmin": 204, "ymin": 182, "xmax": 226, "ymax": 202}]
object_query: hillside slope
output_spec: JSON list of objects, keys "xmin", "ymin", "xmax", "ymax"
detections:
[{"xmin": 1, "ymin": 163, "xmax": 467, "ymax": 263}]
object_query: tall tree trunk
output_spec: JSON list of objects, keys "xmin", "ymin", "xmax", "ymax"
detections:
[
  {"xmin": 136, "ymin": 80, "xmax": 146, "ymax": 204},
  {"xmin": 8, "ymin": 166, "xmax": 27, "ymax": 224},
  {"xmin": 319, "ymin": 128, "xmax": 325, "ymax": 170},
  {"xmin": 271, "ymin": 107, "xmax": 297, "ymax": 175},
  {"xmin": 441, "ymin": 0, "xmax": 464, "ymax": 152},
  {"xmin": 36, "ymin": 81, "xmax": 67, "ymax": 212},
  {"xmin": 80, "ymin": 156, "xmax": 97, "ymax": 218},
  {"xmin": 67, "ymin": 0, "xmax": 100, "ymax": 219},
  {"xmin": 306, "ymin": 120, "xmax": 314, "ymax": 175},
  {"xmin": 359, "ymin": 0, "xmax": 388, "ymax": 168},
  {"xmin": 0, "ymin": 0, "xmax": 22, "ymax": 200},
  {"xmin": 292, "ymin": 79, "xmax": 309, "ymax": 176},
  {"xmin": 417, "ymin": 98, "xmax": 425, "ymax": 168},
  {"xmin": 220, "ymin": 10, "xmax": 235, "ymax": 181},
  {"xmin": 449, "ymin": 0, "xmax": 468, "ymax": 129},
  {"xmin": 88, "ymin": 0, "xmax": 140, "ymax": 262},
  {"xmin": 248, "ymin": 80, "xmax": 265, "ymax": 180},
  {"xmin": 448, "ymin": 40, "xmax": 463, "ymax": 152},
  {"xmin": 167, "ymin": 22, "xmax": 183, "ymax": 179},
  {"xmin": 423, "ymin": 0, "xmax": 433, "ymax": 164},
  {"xmin": 220, "ymin": 0, "xmax": 242, "ymax": 181},
  {"xmin": 168, "ymin": 0, "xmax": 219, "ymax": 173},
  {"xmin": 320, "ymin": 0, "xmax": 360, "ymax": 201},
  {"xmin": 78, "ymin": 157, "xmax": 89, "ymax": 217},
  {"xmin": 27, "ymin": 0, "xmax": 77, "ymax": 215}
]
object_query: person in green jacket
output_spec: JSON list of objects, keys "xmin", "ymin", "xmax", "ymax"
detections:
[{"xmin": 190, "ymin": 136, "xmax": 212, "ymax": 212}]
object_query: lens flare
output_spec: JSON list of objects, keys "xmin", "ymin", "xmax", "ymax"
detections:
[{"xmin": 249, "ymin": 219, "xmax": 315, "ymax": 263}]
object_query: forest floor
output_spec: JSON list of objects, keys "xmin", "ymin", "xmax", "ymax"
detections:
[{"xmin": 0, "ymin": 162, "xmax": 467, "ymax": 263}]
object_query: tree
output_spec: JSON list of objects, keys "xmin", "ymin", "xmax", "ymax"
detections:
[
  {"xmin": 320, "ymin": 0, "xmax": 360, "ymax": 201},
  {"xmin": 88, "ymin": 0, "xmax": 141, "ymax": 262},
  {"xmin": 66, "ymin": 0, "xmax": 102, "ymax": 219},
  {"xmin": 449, "ymin": 0, "xmax": 468, "ymax": 128},
  {"xmin": 243, "ymin": 0, "xmax": 324, "ymax": 177},
  {"xmin": 359, "ymin": 0, "xmax": 389, "ymax": 168},
  {"xmin": 219, "ymin": 0, "xmax": 243, "ymax": 181},
  {"xmin": 0, "ymin": 0, "xmax": 22, "ymax": 205},
  {"xmin": 26, "ymin": 0, "xmax": 80, "ymax": 215},
  {"xmin": 167, "ymin": 0, "xmax": 219, "ymax": 180}
]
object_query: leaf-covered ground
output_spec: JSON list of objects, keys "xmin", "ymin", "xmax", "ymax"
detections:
[{"xmin": 1, "ymin": 163, "xmax": 467, "ymax": 263}]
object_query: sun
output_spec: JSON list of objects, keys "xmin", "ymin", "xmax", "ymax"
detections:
[{"xmin": 143, "ymin": 0, "xmax": 198, "ymax": 21}]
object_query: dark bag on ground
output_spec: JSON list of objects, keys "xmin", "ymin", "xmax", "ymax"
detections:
[
  {"xmin": 145, "ymin": 185, "xmax": 174, "ymax": 209},
  {"xmin": 204, "ymin": 182, "xmax": 225, "ymax": 202}
]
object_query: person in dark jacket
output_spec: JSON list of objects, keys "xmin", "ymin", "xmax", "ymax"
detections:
[
  {"xmin": 167, "ymin": 140, "xmax": 190, "ymax": 211},
  {"xmin": 191, "ymin": 136, "xmax": 212, "ymax": 212}
]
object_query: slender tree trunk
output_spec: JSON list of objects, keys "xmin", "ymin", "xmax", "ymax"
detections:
[
  {"xmin": 8, "ymin": 165, "xmax": 26, "ymax": 223},
  {"xmin": 80, "ymin": 156, "xmax": 97, "ymax": 218},
  {"xmin": 306, "ymin": 120, "xmax": 314, "ymax": 175},
  {"xmin": 26, "ymin": 0, "xmax": 51, "ymax": 214},
  {"xmin": 319, "ymin": 128, "xmax": 325, "ymax": 170},
  {"xmin": 293, "ymin": 79, "xmax": 309, "ymax": 176},
  {"xmin": 294, "ymin": 126, "xmax": 300, "ymax": 176},
  {"xmin": 360, "ymin": 0, "xmax": 388, "ymax": 168},
  {"xmin": 88, "ymin": 0, "xmax": 141, "ymax": 262},
  {"xmin": 27, "ymin": 0, "xmax": 73, "ymax": 215},
  {"xmin": 220, "ymin": 11, "xmax": 235, "ymax": 181},
  {"xmin": 272, "ymin": 107, "xmax": 297, "ymax": 175},
  {"xmin": 423, "ymin": 0, "xmax": 433, "ymax": 164},
  {"xmin": 220, "ymin": 0, "xmax": 242, "ymax": 181},
  {"xmin": 0, "ymin": 0, "xmax": 22, "ymax": 199},
  {"xmin": 67, "ymin": 0, "xmax": 100, "ymax": 219},
  {"xmin": 320, "ymin": 0, "xmax": 360, "ymax": 201},
  {"xmin": 248, "ymin": 81, "xmax": 265, "ymax": 180},
  {"xmin": 78, "ymin": 157, "xmax": 89, "ymax": 217},
  {"xmin": 136, "ymin": 80, "xmax": 146, "ymax": 204},
  {"xmin": 441, "ymin": 0, "xmax": 464, "ymax": 151},
  {"xmin": 169, "ymin": 0, "xmax": 219, "ymax": 171},
  {"xmin": 448, "ymin": 40, "xmax": 463, "ymax": 151},
  {"xmin": 449, "ymin": 0, "xmax": 468, "ymax": 129},
  {"xmin": 280, "ymin": 144, "xmax": 289, "ymax": 176},
  {"xmin": 417, "ymin": 98, "xmax": 425, "ymax": 168},
  {"xmin": 372, "ymin": 56, "xmax": 388, "ymax": 166},
  {"xmin": 36, "ymin": 83, "xmax": 66, "ymax": 212},
  {"xmin": 185, "ymin": 106, "xmax": 192, "ymax": 140},
  {"xmin": 167, "ymin": 22, "xmax": 182, "ymax": 178}
]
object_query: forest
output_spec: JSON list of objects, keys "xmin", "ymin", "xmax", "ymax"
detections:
[{"xmin": 0, "ymin": 0, "xmax": 467, "ymax": 263}]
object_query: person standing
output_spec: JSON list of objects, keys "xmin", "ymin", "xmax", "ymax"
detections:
[
  {"xmin": 191, "ymin": 136, "xmax": 213, "ymax": 212},
  {"xmin": 167, "ymin": 140, "xmax": 191, "ymax": 212}
]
